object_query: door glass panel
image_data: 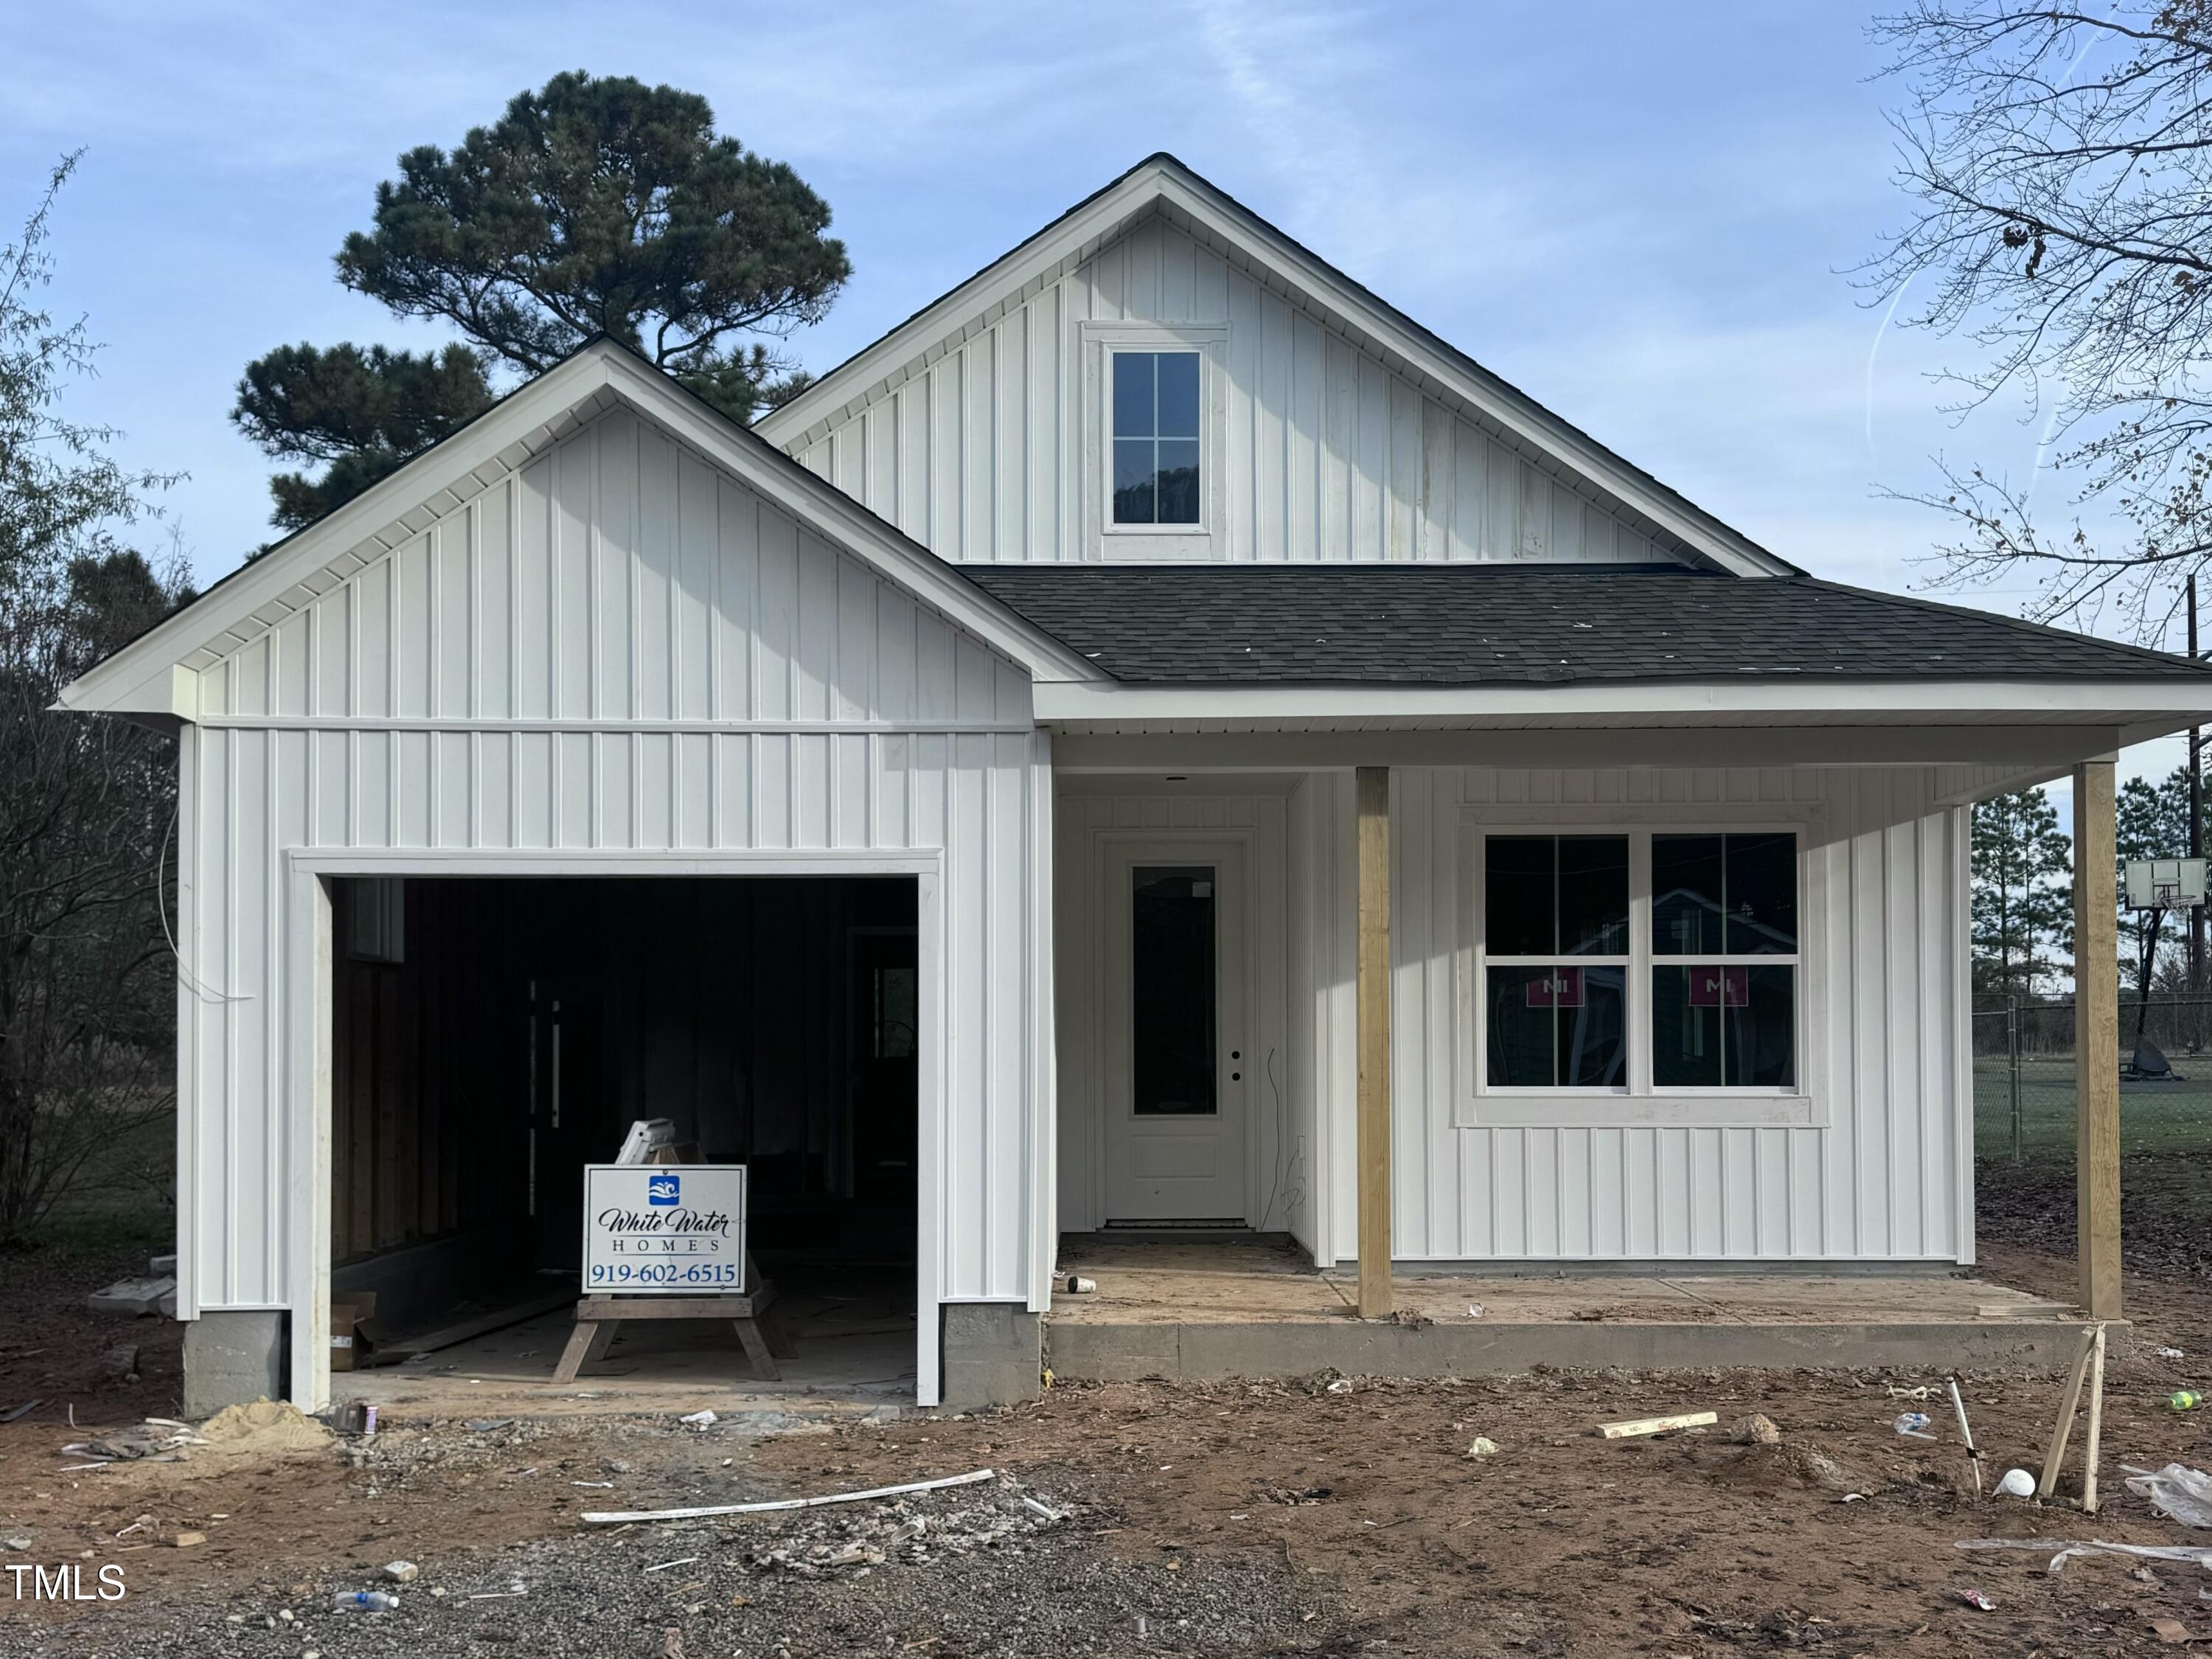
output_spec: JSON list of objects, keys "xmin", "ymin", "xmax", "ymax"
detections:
[{"xmin": 1132, "ymin": 865, "xmax": 1217, "ymax": 1115}]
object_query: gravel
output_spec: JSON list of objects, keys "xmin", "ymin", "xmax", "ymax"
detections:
[{"xmin": 10, "ymin": 1475, "xmax": 1329, "ymax": 1658}]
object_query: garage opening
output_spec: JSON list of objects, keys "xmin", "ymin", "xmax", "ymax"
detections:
[{"xmin": 325, "ymin": 874, "xmax": 919, "ymax": 1403}]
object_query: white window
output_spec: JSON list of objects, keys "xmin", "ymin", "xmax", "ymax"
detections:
[
  {"xmin": 1470, "ymin": 828, "xmax": 1806, "ymax": 1119},
  {"xmin": 1079, "ymin": 321, "xmax": 1226, "ymax": 559},
  {"xmin": 1112, "ymin": 352, "xmax": 1202, "ymax": 526}
]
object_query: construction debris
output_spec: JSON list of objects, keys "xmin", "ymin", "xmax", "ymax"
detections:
[
  {"xmin": 85, "ymin": 1278, "xmax": 175, "ymax": 1318},
  {"xmin": 1728, "ymin": 1413, "xmax": 1782, "ymax": 1446},
  {"xmin": 63, "ymin": 1421, "xmax": 208, "ymax": 1463},
  {"xmin": 1598, "ymin": 1411, "xmax": 1717, "ymax": 1440},
  {"xmin": 583, "ymin": 1468, "xmax": 999, "ymax": 1526},
  {"xmin": 1955, "ymin": 1538, "xmax": 2212, "ymax": 1573},
  {"xmin": 739, "ymin": 1486, "xmax": 1064, "ymax": 1578},
  {"xmin": 2124, "ymin": 1464, "xmax": 2212, "ymax": 1529}
]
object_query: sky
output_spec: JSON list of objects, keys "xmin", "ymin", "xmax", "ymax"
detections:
[{"xmin": 1, "ymin": 0, "xmax": 2188, "ymax": 801}]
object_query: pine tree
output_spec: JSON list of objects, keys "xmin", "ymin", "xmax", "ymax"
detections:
[
  {"xmin": 233, "ymin": 72, "xmax": 849, "ymax": 549},
  {"xmin": 1969, "ymin": 787, "xmax": 2072, "ymax": 1004}
]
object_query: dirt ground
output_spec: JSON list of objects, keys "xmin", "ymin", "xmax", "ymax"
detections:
[
  {"xmin": 0, "ymin": 1240, "xmax": 186, "ymax": 1427},
  {"xmin": 10, "ymin": 1205, "xmax": 2212, "ymax": 1656}
]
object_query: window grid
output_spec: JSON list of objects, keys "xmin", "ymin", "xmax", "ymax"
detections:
[
  {"xmin": 1475, "ymin": 829, "xmax": 1801, "ymax": 1098},
  {"xmin": 1110, "ymin": 349, "xmax": 1202, "ymax": 527}
]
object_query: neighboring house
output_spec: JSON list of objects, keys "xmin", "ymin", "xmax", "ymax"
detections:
[{"xmin": 61, "ymin": 156, "xmax": 2212, "ymax": 1413}]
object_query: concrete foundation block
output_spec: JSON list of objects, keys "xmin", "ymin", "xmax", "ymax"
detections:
[
  {"xmin": 182, "ymin": 1311, "xmax": 288, "ymax": 1418},
  {"xmin": 939, "ymin": 1303, "xmax": 1041, "ymax": 1409},
  {"xmin": 86, "ymin": 1276, "xmax": 175, "ymax": 1317}
]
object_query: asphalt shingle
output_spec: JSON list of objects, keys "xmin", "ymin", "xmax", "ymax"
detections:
[{"xmin": 962, "ymin": 565, "xmax": 2212, "ymax": 685}]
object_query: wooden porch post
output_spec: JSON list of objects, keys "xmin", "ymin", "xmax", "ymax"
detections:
[
  {"xmin": 2073, "ymin": 757, "xmax": 2122, "ymax": 1320},
  {"xmin": 1356, "ymin": 767, "xmax": 1391, "ymax": 1319}
]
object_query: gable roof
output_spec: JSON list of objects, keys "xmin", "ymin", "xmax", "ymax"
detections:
[
  {"xmin": 964, "ymin": 564, "xmax": 2212, "ymax": 687},
  {"xmin": 59, "ymin": 338, "xmax": 1108, "ymax": 717},
  {"xmin": 757, "ymin": 153, "xmax": 1800, "ymax": 580}
]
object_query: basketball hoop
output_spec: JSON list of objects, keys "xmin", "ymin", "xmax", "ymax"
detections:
[{"xmin": 2125, "ymin": 857, "xmax": 2208, "ymax": 911}]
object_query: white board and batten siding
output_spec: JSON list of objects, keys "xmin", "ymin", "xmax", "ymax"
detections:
[
  {"xmin": 177, "ymin": 403, "xmax": 1052, "ymax": 1366},
  {"xmin": 1297, "ymin": 766, "xmax": 1972, "ymax": 1266},
  {"xmin": 788, "ymin": 213, "xmax": 1686, "ymax": 568}
]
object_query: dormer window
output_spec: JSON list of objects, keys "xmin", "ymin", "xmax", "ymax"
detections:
[{"xmin": 1113, "ymin": 351, "xmax": 1202, "ymax": 524}]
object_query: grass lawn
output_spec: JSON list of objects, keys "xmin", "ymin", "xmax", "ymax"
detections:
[{"xmin": 1973, "ymin": 1054, "xmax": 2212, "ymax": 1161}]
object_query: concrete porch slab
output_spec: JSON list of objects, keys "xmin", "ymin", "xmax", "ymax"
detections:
[{"xmin": 1045, "ymin": 1241, "xmax": 2112, "ymax": 1380}]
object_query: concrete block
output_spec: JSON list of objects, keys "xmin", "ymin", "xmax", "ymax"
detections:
[
  {"xmin": 148, "ymin": 1254, "xmax": 176, "ymax": 1276},
  {"xmin": 86, "ymin": 1277, "xmax": 175, "ymax": 1317},
  {"xmin": 182, "ymin": 1311, "xmax": 287, "ymax": 1418},
  {"xmin": 940, "ymin": 1303, "xmax": 1041, "ymax": 1410}
]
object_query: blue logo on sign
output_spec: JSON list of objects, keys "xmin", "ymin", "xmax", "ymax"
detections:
[{"xmin": 647, "ymin": 1175, "xmax": 680, "ymax": 1206}]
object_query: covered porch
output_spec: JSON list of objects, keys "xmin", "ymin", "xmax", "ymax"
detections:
[{"xmin": 1046, "ymin": 731, "xmax": 2135, "ymax": 1346}]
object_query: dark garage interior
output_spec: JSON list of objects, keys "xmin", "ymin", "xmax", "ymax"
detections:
[{"xmin": 326, "ymin": 873, "xmax": 919, "ymax": 1390}]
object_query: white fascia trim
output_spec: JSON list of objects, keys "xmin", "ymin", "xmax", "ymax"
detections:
[
  {"xmin": 757, "ymin": 174, "xmax": 1164, "ymax": 447},
  {"xmin": 60, "ymin": 348, "xmax": 622, "ymax": 714},
  {"xmin": 757, "ymin": 159, "xmax": 1792, "ymax": 580},
  {"xmin": 1032, "ymin": 678, "xmax": 2212, "ymax": 723},
  {"xmin": 62, "ymin": 344, "xmax": 1103, "ymax": 715},
  {"xmin": 1144, "ymin": 174, "xmax": 1793, "ymax": 579}
]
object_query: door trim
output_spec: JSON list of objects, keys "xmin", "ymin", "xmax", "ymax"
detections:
[{"xmin": 285, "ymin": 851, "xmax": 945, "ymax": 1411}]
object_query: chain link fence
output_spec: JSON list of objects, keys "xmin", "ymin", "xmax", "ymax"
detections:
[{"xmin": 1973, "ymin": 995, "xmax": 2212, "ymax": 1164}]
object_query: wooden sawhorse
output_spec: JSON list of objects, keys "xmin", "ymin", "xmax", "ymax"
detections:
[{"xmin": 552, "ymin": 1261, "xmax": 796, "ymax": 1384}]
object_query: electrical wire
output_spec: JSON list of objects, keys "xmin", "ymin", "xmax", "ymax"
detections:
[
  {"xmin": 157, "ymin": 805, "xmax": 251, "ymax": 1005},
  {"xmin": 1257, "ymin": 1045, "xmax": 1302, "ymax": 1231}
]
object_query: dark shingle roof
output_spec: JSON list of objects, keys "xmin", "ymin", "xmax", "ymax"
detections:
[{"xmin": 961, "ymin": 565, "xmax": 2212, "ymax": 686}]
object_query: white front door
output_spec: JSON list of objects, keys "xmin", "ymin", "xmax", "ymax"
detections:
[{"xmin": 1102, "ymin": 842, "xmax": 1249, "ymax": 1222}]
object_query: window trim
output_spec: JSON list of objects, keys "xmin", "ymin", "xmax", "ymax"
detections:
[
  {"xmin": 1455, "ymin": 810, "xmax": 1823, "ymax": 1128},
  {"xmin": 1079, "ymin": 321, "xmax": 1228, "ymax": 560}
]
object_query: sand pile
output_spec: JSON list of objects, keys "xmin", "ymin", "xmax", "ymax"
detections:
[{"xmin": 196, "ymin": 1398, "xmax": 335, "ymax": 1455}]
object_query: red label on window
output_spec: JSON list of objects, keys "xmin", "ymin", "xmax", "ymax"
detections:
[
  {"xmin": 1525, "ymin": 968, "xmax": 1585, "ymax": 1009},
  {"xmin": 1688, "ymin": 966, "xmax": 1749, "ymax": 1008}
]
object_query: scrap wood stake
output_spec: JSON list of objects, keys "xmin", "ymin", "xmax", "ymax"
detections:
[
  {"xmin": 1947, "ymin": 1377, "xmax": 1984, "ymax": 1498},
  {"xmin": 2038, "ymin": 1324, "xmax": 2108, "ymax": 1512}
]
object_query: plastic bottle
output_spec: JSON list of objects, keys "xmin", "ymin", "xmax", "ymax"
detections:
[
  {"xmin": 2173, "ymin": 1391, "xmax": 2204, "ymax": 1412},
  {"xmin": 331, "ymin": 1590, "xmax": 400, "ymax": 1613}
]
